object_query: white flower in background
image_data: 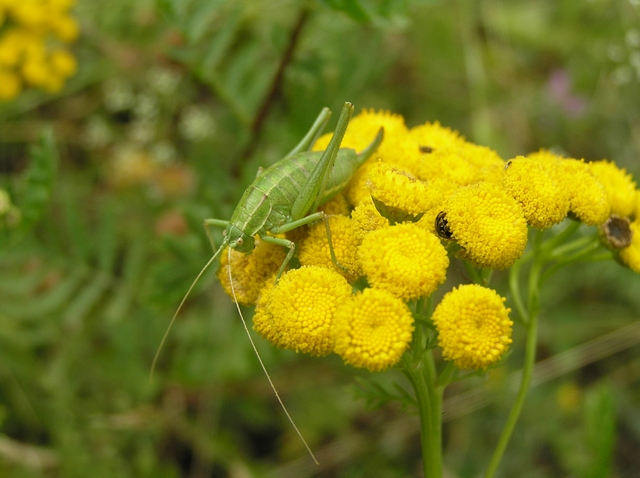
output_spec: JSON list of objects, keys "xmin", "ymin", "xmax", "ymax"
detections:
[
  {"xmin": 147, "ymin": 67, "xmax": 181, "ymax": 95},
  {"xmin": 84, "ymin": 116, "xmax": 112, "ymax": 149},
  {"xmin": 151, "ymin": 141, "xmax": 178, "ymax": 165},
  {"xmin": 129, "ymin": 119, "xmax": 156, "ymax": 144},
  {"xmin": 179, "ymin": 105, "xmax": 215, "ymax": 141},
  {"xmin": 103, "ymin": 78, "xmax": 135, "ymax": 112},
  {"xmin": 133, "ymin": 92, "xmax": 159, "ymax": 121}
]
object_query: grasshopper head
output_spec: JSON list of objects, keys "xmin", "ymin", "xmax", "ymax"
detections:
[{"xmin": 225, "ymin": 224, "xmax": 255, "ymax": 253}]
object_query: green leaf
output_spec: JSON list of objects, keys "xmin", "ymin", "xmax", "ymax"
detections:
[
  {"xmin": 18, "ymin": 127, "xmax": 58, "ymax": 234},
  {"xmin": 583, "ymin": 382, "xmax": 616, "ymax": 478},
  {"xmin": 321, "ymin": 0, "xmax": 373, "ymax": 22}
]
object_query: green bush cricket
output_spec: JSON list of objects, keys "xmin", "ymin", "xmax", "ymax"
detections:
[{"xmin": 152, "ymin": 102, "xmax": 383, "ymax": 462}]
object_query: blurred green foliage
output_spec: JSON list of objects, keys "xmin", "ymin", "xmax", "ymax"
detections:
[{"xmin": 1, "ymin": 0, "xmax": 640, "ymax": 476}]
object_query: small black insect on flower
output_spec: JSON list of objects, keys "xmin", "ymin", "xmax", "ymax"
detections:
[{"xmin": 435, "ymin": 211, "xmax": 453, "ymax": 240}]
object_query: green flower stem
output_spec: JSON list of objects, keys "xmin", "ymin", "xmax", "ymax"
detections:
[
  {"xmin": 508, "ymin": 256, "xmax": 528, "ymax": 324},
  {"xmin": 485, "ymin": 235, "xmax": 544, "ymax": 477},
  {"xmin": 402, "ymin": 349, "xmax": 444, "ymax": 478},
  {"xmin": 541, "ymin": 220, "xmax": 581, "ymax": 252},
  {"xmin": 548, "ymin": 233, "xmax": 598, "ymax": 258},
  {"xmin": 484, "ymin": 301, "xmax": 539, "ymax": 478}
]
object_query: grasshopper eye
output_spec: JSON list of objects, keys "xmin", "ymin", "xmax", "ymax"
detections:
[{"xmin": 435, "ymin": 211, "xmax": 453, "ymax": 240}]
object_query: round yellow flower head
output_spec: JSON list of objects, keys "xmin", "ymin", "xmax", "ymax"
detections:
[
  {"xmin": 253, "ymin": 266, "xmax": 353, "ymax": 356},
  {"xmin": 412, "ymin": 148, "xmax": 479, "ymax": 185},
  {"xmin": 409, "ymin": 121, "xmax": 466, "ymax": 153},
  {"xmin": 555, "ymin": 158, "xmax": 609, "ymax": 225},
  {"xmin": 367, "ymin": 162, "xmax": 440, "ymax": 217},
  {"xmin": 297, "ymin": 215, "xmax": 361, "ymax": 282},
  {"xmin": 589, "ymin": 160, "xmax": 637, "ymax": 217},
  {"xmin": 333, "ymin": 288, "xmax": 414, "ymax": 372},
  {"xmin": 620, "ymin": 219, "xmax": 640, "ymax": 273},
  {"xmin": 358, "ymin": 223, "xmax": 449, "ymax": 300},
  {"xmin": 432, "ymin": 284, "xmax": 513, "ymax": 370},
  {"xmin": 350, "ymin": 200, "xmax": 389, "ymax": 243},
  {"xmin": 442, "ymin": 182, "xmax": 528, "ymax": 269},
  {"xmin": 313, "ymin": 108, "xmax": 407, "ymax": 155},
  {"xmin": 217, "ymin": 236, "xmax": 287, "ymax": 306},
  {"xmin": 458, "ymin": 142, "xmax": 505, "ymax": 170},
  {"xmin": 502, "ymin": 156, "xmax": 570, "ymax": 229},
  {"xmin": 373, "ymin": 130, "xmax": 424, "ymax": 174},
  {"xmin": 0, "ymin": 69, "xmax": 21, "ymax": 100}
]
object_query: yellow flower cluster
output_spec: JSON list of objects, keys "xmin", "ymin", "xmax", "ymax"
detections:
[
  {"xmin": 216, "ymin": 107, "xmax": 639, "ymax": 374},
  {"xmin": 217, "ymin": 236, "xmax": 287, "ymax": 306},
  {"xmin": 0, "ymin": 0, "xmax": 79, "ymax": 100}
]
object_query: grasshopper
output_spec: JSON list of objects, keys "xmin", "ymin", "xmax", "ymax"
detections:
[{"xmin": 152, "ymin": 102, "xmax": 383, "ymax": 462}]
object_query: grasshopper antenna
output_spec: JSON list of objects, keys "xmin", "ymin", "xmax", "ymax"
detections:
[
  {"xmin": 227, "ymin": 248, "xmax": 319, "ymax": 465},
  {"xmin": 150, "ymin": 242, "xmax": 227, "ymax": 380}
]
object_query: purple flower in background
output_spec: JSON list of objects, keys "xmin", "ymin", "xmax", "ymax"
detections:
[{"xmin": 547, "ymin": 69, "xmax": 588, "ymax": 117}]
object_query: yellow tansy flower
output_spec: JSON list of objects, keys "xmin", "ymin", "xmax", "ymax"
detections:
[
  {"xmin": 0, "ymin": 0, "xmax": 79, "ymax": 99},
  {"xmin": 502, "ymin": 156, "xmax": 570, "ymax": 229},
  {"xmin": 432, "ymin": 284, "xmax": 513, "ymax": 370},
  {"xmin": 589, "ymin": 160, "xmax": 637, "ymax": 217},
  {"xmin": 297, "ymin": 215, "xmax": 362, "ymax": 282},
  {"xmin": 409, "ymin": 121, "xmax": 466, "ymax": 152},
  {"xmin": 620, "ymin": 219, "xmax": 640, "ymax": 272},
  {"xmin": 358, "ymin": 223, "xmax": 449, "ymax": 300},
  {"xmin": 556, "ymin": 158, "xmax": 609, "ymax": 225},
  {"xmin": 350, "ymin": 200, "xmax": 389, "ymax": 243},
  {"xmin": 442, "ymin": 182, "xmax": 528, "ymax": 269},
  {"xmin": 318, "ymin": 193, "xmax": 350, "ymax": 216},
  {"xmin": 333, "ymin": 288, "xmax": 414, "ymax": 372},
  {"xmin": 313, "ymin": 108, "xmax": 407, "ymax": 155},
  {"xmin": 217, "ymin": 236, "xmax": 287, "ymax": 306},
  {"xmin": 367, "ymin": 162, "xmax": 440, "ymax": 217},
  {"xmin": 253, "ymin": 266, "xmax": 352, "ymax": 356},
  {"xmin": 0, "ymin": 69, "xmax": 21, "ymax": 100}
]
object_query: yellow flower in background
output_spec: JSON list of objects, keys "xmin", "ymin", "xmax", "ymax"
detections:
[
  {"xmin": 297, "ymin": 215, "xmax": 362, "ymax": 282},
  {"xmin": 442, "ymin": 182, "xmax": 528, "ymax": 269},
  {"xmin": 0, "ymin": 0, "xmax": 78, "ymax": 100},
  {"xmin": 358, "ymin": 223, "xmax": 449, "ymax": 300},
  {"xmin": 217, "ymin": 236, "xmax": 287, "ymax": 306},
  {"xmin": 253, "ymin": 266, "xmax": 352, "ymax": 356},
  {"xmin": 557, "ymin": 158, "xmax": 610, "ymax": 225},
  {"xmin": 589, "ymin": 160, "xmax": 637, "ymax": 218},
  {"xmin": 432, "ymin": 284, "xmax": 513, "ymax": 370},
  {"xmin": 344, "ymin": 159, "xmax": 378, "ymax": 207},
  {"xmin": 503, "ymin": 156, "xmax": 570, "ymax": 229},
  {"xmin": 0, "ymin": 69, "xmax": 21, "ymax": 100},
  {"xmin": 333, "ymin": 288, "xmax": 414, "ymax": 372},
  {"xmin": 619, "ymin": 220, "xmax": 640, "ymax": 273}
]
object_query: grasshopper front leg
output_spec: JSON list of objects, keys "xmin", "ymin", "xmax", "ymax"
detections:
[{"xmin": 266, "ymin": 211, "xmax": 346, "ymax": 281}]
